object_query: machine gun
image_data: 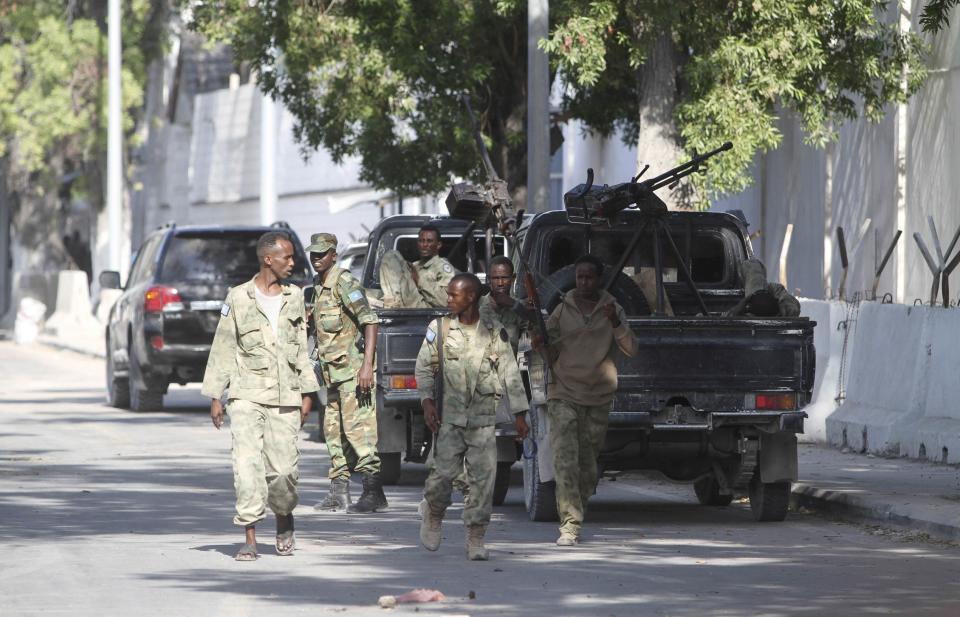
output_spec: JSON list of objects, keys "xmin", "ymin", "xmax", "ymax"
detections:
[
  {"xmin": 445, "ymin": 95, "xmax": 520, "ymax": 273},
  {"xmin": 562, "ymin": 142, "xmax": 734, "ymax": 316},
  {"xmin": 563, "ymin": 141, "xmax": 732, "ymax": 224}
]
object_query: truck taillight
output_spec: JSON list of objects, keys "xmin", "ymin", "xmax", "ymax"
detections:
[
  {"xmin": 754, "ymin": 393, "xmax": 796, "ymax": 411},
  {"xmin": 144, "ymin": 286, "xmax": 184, "ymax": 313},
  {"xmin": 390, "ymin": 375, "xmax": 417, "ymax": 389}
]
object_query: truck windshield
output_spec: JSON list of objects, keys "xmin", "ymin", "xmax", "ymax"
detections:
[{"xmin": 157, "ymin": 232, "xmax": 308, "ymax": 284}]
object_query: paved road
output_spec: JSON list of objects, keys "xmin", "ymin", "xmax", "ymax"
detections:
[{"xmin": 1, "ymin": 342, "xmax": 959, "ymax": 617}]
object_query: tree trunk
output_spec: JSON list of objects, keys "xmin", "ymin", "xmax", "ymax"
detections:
[{"xmin": 636, "ymin": 33, "xmax": 688, "ymax": 209}]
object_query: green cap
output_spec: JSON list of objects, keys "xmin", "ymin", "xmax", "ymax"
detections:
[{"xmin": 306, "ymin": 233, "xmax": 337, "ymax": 254}]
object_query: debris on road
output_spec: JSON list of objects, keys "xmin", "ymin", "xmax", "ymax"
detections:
[{"xmin": 378, "ymin": 589, "xmax": 447, "ymax": 608}]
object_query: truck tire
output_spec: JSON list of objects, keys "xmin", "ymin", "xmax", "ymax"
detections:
[
  {"xmin": 694, "ymin": 474, "xmax": 734, "ymax": 506},
  {"xmin": 749, "ymin": 474, "xmax": 790, "ymax": 522},
  {"xmin": 379, "ymin": 452, "xmax": 402, "ymax": 485},
  {"xmin": 537, "ymin": 264, "xmax": 650, "ymax": 315},
  {"xmin": 105, "ymin": 337, "xmax": 130, "ymax": 409},
  {"xmin": 127, "ymin": 349, "xmax": 163, "ymax": 412},
  {"xmin": 492, "ymin": 461, "xmax": 513, "ymax": 506},
  {"xmin": 522, "ymin": 450, "xmax": 558, "ymax": 521}
]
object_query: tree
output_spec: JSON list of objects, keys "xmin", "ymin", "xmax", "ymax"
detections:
[
  {"xmin": 0, "ymin": 0, "xmax": 167, "ymax": 301},
  {"xmin": 191, "ymin": 1, "xmax": 928, "ymax": 209}
]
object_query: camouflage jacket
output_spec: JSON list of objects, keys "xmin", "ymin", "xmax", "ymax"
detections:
[
  {"xmin": 312, "ymin": 265, "xmax": 378, "ymax": 385},
  {"xmin": 414, "ymin": 255, "xmax": 456, "ymax": 308},
  {"xmin": 415, "ymin": 314, "xmax": 529, "ymax": 428},
  {"xmin": 201, "ymin": 275, "xmax": 320, "ymax": 406},
  {"xmin": 478, "ymin": 293, "xmax": 526, "ymax": 353}
]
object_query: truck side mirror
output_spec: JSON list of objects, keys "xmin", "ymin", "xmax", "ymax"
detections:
[{"xmin": 99, "ymin": 270, "xmax": 122, "ymax": 290}]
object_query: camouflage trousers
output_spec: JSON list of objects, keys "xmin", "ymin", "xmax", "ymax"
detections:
[
  {"xmin": 228, "ymin": 399, "xmax": 301, "ymax": 527},
  {"xmin": 324, "ymin": 378, "xmax": 381, "ymax": 479},
  {"xmin": 423, "ymin": 423, "xmax": 496, "ymax": 527},
  {"xmin": 547, "ymin": 399, "xmax": 611, "ymax": 536},
  {"xmin": 379, "ymin": 250, "xmax": 429, "ymax": 309}
]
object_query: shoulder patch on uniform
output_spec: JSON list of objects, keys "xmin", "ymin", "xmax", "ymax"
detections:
[
  {"xmin": 442, "ymin": 263, "xmax": 453, "ymax": 273},
  {"xmin": 220, "ymin": 304, "xmax": 231, "ymax": 316},
  {"xmin": 425, "ymin": 328, "xmax": 437, "ymax": 343},
  {"xmin": 348, "ymin": 289, "xmax": 364, "ymax": 302},
  {"xmin": 499, "ymin": 328, "xmax": 508, "ymax": 342}
]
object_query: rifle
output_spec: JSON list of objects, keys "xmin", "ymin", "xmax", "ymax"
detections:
[{"xmin": 523, "ymin": 272, "xmax": 550, "ymax": 362}]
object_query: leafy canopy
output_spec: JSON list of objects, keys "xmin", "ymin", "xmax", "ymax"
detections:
[{"xmin": 192, "ymin": 0, "xmax": 928, "ymax": 207}]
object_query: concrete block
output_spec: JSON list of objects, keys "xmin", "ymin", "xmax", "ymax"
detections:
[
  {"xmin": 44, "ymin": 270, "xmax": 102, "ymax": 339},
  {"xmin": 96, "ymin": 289, "xmax": 123, "ymax": 325},
  {"xmin": 825, "ymin": 303, "xmax": 927, "ymax": 454},
  {"xmin": 799, "ymin": 298, "xmax": 845, "ymax": 442}
]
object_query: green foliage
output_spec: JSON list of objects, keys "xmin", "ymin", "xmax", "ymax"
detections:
[
  {"xmin": 921, "ymin": 0, "xmax": 960, "ymax": 33},
  {"xmin": 192, "ymin": 0, "xmax": 530, "ymax": 196},
  {"xmin": 546, "ymin": 0, "xmax": 928, "ymax": 207},
  {"xmin": 0, "ymin": 0, "xmax": 157, "ymax": 200}
]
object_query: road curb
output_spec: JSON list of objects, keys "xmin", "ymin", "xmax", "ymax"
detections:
[
  {"xmin": 791, "ymin": 482, "xmax": 960, "ymax": 542},
  {"xmin": 37, "ymin": 336, "xmax": 106, "ymax": 359}
]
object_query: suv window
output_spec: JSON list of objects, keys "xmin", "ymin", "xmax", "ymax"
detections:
[
  {"xmin": 157, "ymin": 231, "xmax": 307, "ymax": 284},
  {"xmin": 127, "ymin": 234, "xmax": 163, "ymax": 287}
]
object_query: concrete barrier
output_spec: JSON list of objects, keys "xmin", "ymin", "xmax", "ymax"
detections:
[
  {"xmin": 44, "ymin": 270, "xmax": 103, "ymax": 338},
  {"xmin": 798, "ymin": 299, "xmax": 846, "ymax": 442},
  {"xmin": 823, "ymin": 302, "xmax": 960, "ymax": 463},
  {"xmin": 96, "ymin": 289, "xmax": 123, "ymax": 325}
]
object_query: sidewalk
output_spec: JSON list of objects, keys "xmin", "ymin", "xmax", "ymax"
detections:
[
  {"xmin": 794, "ymin": 443, "xmax": 960, "ymax": 541},
  {"xmin": 37, "ymin": 330, "xmax": 105, "ymax": 358}
]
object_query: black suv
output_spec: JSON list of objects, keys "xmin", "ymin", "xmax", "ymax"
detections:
[{"xmin": 100, "ymin": 223, "xmax": 310, "ymax": 411}]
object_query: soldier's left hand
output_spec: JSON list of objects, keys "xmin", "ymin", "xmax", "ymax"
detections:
[
  {"xmin": 357, "ymin": 362, "xmax": 374, "ymax": 391},
  {"xmin": 299, "ymin": 395, "xmax": 313, "ymax": 427},
  {"xmin": 602, "ymin": 303, "xmax": 620, "ymax": 326},
  {"xmin": 515, "ymin": 413, "xmax": 530, "ymax": 440}
]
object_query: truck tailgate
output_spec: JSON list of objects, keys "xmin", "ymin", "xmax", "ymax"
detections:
[
  {"xmin": 377, "ymin": 309, "xmax": 446, "ymax": 375},
  {"xmin": 618, "ymin": 316, "xmax": 816, "ymax": 398}
]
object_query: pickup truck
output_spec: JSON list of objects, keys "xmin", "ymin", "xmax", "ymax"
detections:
[
  {"xmin": 515, "ymin": 209, "xmax": 816, "ymax": 522},
  {"xmin": 361, "ymin": 215, "xmax": 517, "ymax": 498}
]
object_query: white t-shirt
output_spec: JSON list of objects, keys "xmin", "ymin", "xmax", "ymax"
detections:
[{"xmin": 255, "ymin": 286, "xmax": 283, "ymax": 337}]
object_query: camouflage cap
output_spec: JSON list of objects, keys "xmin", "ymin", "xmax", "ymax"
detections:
[{"xmin": 306, "ymin": 233, "xmax": 338, "ymax": 254}]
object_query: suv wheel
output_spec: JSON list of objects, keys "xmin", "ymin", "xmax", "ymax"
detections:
[
  {"xmin": 105, "ymin": 338, "xmax": 130, "ymax": 409},
  {"xmin": 694, "ymin": 474, "xmax": 734, "ymax": 506},
  {"xmin": 127, "ymin": 348, "xmax": 164, "ymax": 412},
  {"xmin": 749, "ymin": 473, "xmax": 790, "ymax": 522}
]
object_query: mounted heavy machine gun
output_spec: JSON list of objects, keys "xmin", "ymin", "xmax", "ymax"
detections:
[{"xmin": 563, "ymin": 141, "xmax": 733, "ymax": 316}]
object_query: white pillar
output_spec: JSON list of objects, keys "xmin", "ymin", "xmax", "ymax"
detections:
[
  {"xmin": 526, "ymin": 0, "xmax": 550, "ymax": 213},
  {"xmin": 895, "ymin": 0, "xmax": 912, "ymax": 303},
  {"xmin": 259, "ymin": 92, "xmax": 277, "ymax": 225},
  {"xmin": 107, "ymin": 0, "xmax": 124, "ymax": 276}
]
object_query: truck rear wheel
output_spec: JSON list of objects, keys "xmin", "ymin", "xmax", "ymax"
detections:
[
  {"xmin": 749, "ymin": 474, "xmax": 790, "ymax": 521},
  {"xmin": 379, "ymin": 452, "xmax": 402, "ymax": 485},
  {"xmin": 522, "ymin": 450, "xmax": 558, "ymax": 521},
  {"xmin": 492, "ymin": 461, "xmax": 513, "ymax": 506},
  {"xmin": 694, "ymin": 474, "xmax": 734, "ymax": 506},
  {"xmin": 127, "ymin": 349, "xmax": 163, "ymax": 412}
]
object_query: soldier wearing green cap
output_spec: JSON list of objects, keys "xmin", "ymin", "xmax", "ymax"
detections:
[{"xmin": 306, "ymin": 232, "xmax": 388, "ymax": 514}]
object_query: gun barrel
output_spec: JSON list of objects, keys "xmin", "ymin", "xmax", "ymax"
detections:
[{"xmin": 646, "ymin": 141, "xmax": 732, "ymax": 192}]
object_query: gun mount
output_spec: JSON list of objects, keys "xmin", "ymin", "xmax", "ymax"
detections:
[{"xmin": 563, "ymin": 141, "xmax": 732, "ymax": 225}]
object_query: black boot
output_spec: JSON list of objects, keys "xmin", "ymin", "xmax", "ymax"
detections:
[
  {"xmin": 314, "ymin": 477, "xmax": 351, "ymax": 511},
  {"xmin": 347, "ymin": 473, "xmax": 389, "ymax": 513}
]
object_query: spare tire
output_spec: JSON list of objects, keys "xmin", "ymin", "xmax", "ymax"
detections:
[{"xmin": 537, "ymin": 264, "xmax": 650, "ymax": 315}]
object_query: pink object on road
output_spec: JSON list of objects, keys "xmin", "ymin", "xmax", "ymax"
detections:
[{"xmin": 378, "ymin": 589, "xmax": 447, "ymax": 608}]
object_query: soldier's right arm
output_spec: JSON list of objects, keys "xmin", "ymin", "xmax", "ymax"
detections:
[
  {"xmin": 415, "ymin": 319, "xmax": 440, "ymax": 404},
  {"xmin": 201, "ymin": 291, "xmax": 239, "ymax": 400}
]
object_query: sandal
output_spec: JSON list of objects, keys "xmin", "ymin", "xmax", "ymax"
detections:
[
  {"xmin": 276, "ymin": 514, "xmax": 295, "ymax": 556},
  {"xmin": 234, "ymin": 542, "xmax": 258, "ymax": 561}
]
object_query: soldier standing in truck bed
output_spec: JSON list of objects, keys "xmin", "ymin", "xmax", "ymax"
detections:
[
  {"xmin": 379, "ymin": 224, "xmax": 457, "ymax": 309},
  {"xmin": 307, "ymin": 233, "xmax": 388, "ymax": 514},
  {"xmin": 415, "ymin": 273, "xmax": 529, "ymax": 560},
  {"xmin": 533, "ymin": 254, "xmax": 637, "ymax": 547}
]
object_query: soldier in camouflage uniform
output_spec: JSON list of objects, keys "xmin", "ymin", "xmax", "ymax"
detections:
[
  {"xmin": 306, "ymin": 233, "xmax": 388, "ymax": 514},
  {"xmin": 202, "ymin": 232, "xmax": 320, "ymax": 561},
  {"xmin": 534, "ymin": 255, "xmax": 636, "ymax": 547},
  {"xmin": 415, "ymin": 273, "xmax": 529, "ymax": 561},
  {"xmin": 379, "ymin": 224, "xmax": 456, "ymax": 308}
]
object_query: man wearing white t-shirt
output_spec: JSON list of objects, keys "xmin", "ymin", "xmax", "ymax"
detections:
[{"xmin": 202, "ymin": 232, "xmax": 320, "ymax": 561}]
